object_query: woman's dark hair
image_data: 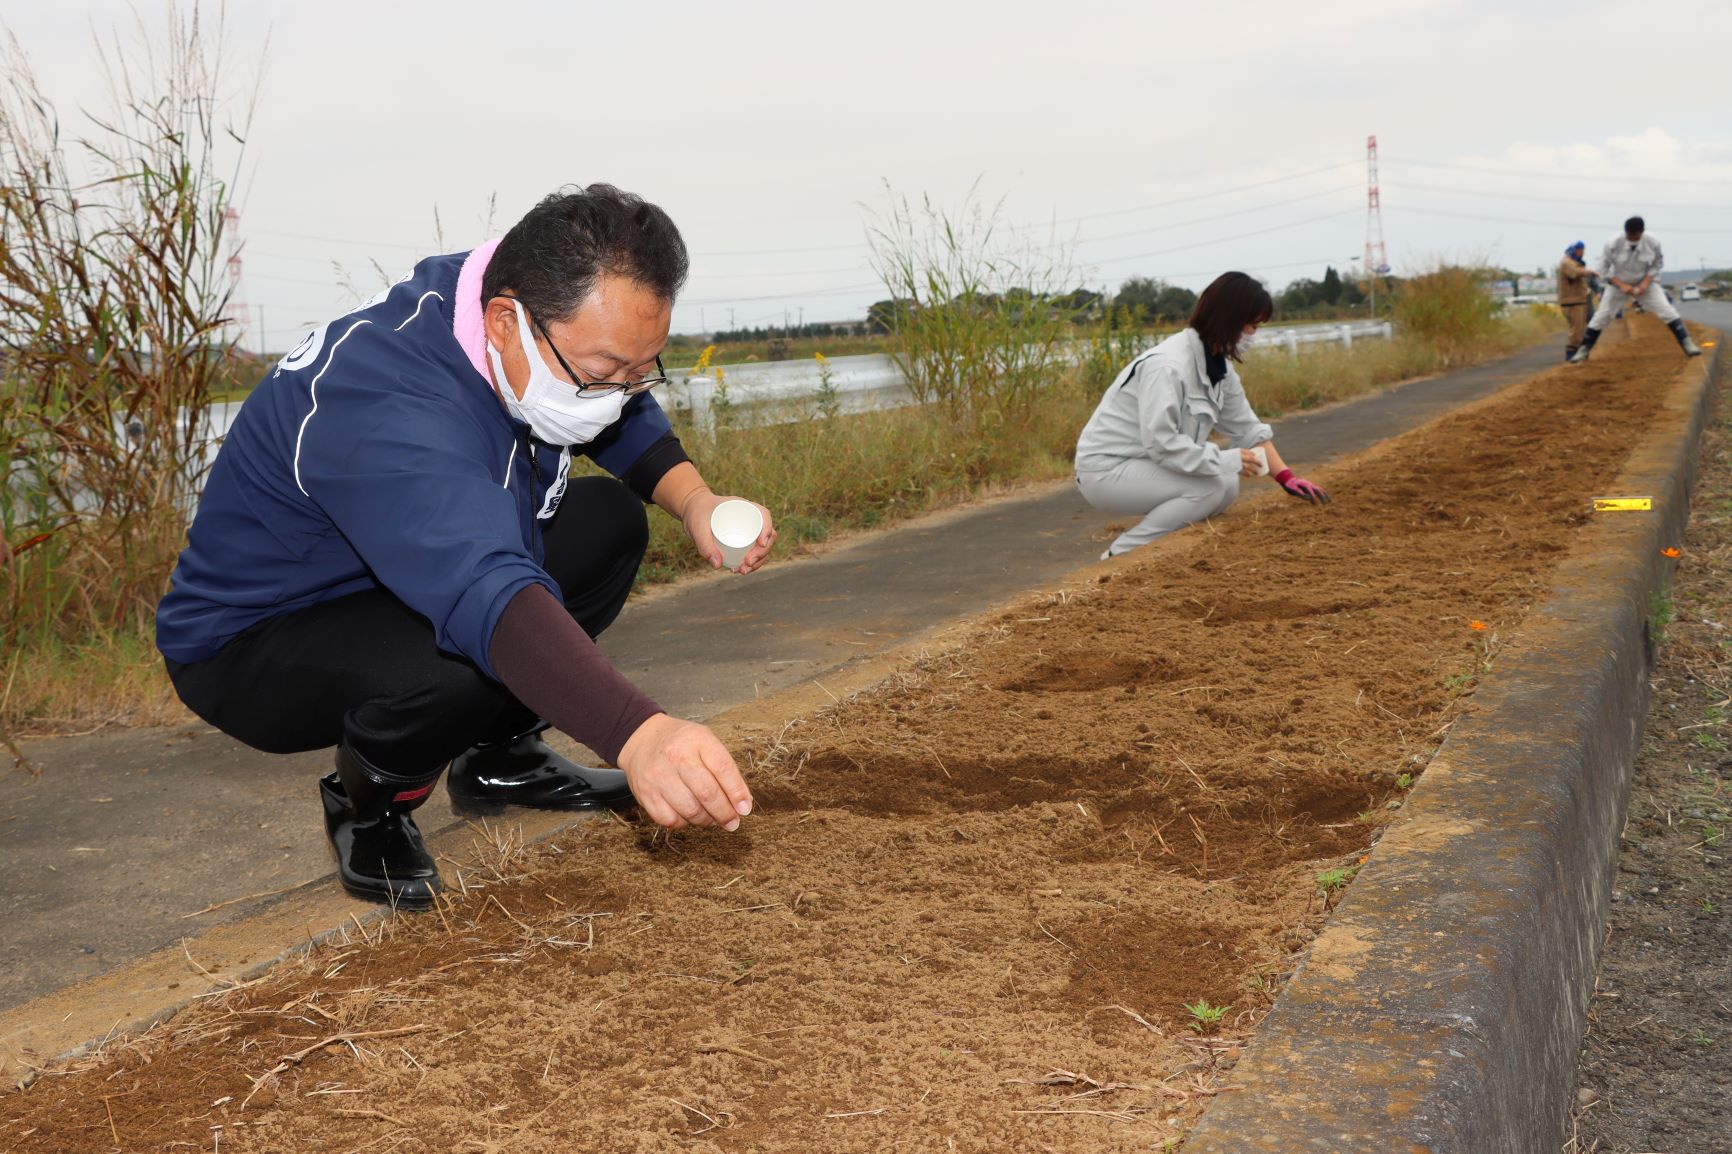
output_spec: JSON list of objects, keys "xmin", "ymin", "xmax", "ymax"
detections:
[
  {"xmin": 1188, "ymin": 271, "xmax": 1273, "ymax": 361},
  {"xmin": 482, "ymin": 184, "xmax": 689, "ymax": 322}
]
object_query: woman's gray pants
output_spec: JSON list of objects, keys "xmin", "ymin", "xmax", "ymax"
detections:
[{"xmin": 1076, "ymin": 459, "xmax": 1239, "ymax": 556}]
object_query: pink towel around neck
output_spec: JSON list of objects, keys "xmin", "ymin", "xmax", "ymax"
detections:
[{"xmin": 453, "ymin": 237, "xmax": 503, "ymax": 380}]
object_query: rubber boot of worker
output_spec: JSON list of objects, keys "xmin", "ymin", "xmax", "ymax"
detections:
[
  {"xmin": 446, "ymin": 721, "xmax": 635, "ymax": 815},
  {"xmin": 1563, "ymin": 344, "xmax": 1578, "ymax": 362},
  {"xmin": 1669, "ymin": 319, "xmax": 1704, "ymax": 357},
  {"xmin": 321, "ymin": 742, "xmax": 443, "ymax": 909},
  {"xmin": 1569, "ymin": 326, "xmax": 1602, "ymax": 364}
]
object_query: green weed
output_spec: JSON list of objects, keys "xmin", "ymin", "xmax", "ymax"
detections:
[
  {"xmin": 1650, "ymin": 590, "xmax": 1676, "ymax": 645},
  {"xmin": 1183, "ymin": 999, "xmax": 1231, "ymax": 1034},
  {"xmin": 1317, "ymin": 864, "xmax": 1362, "ymax": 909}
]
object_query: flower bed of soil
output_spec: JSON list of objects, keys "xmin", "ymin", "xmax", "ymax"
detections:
[{"xmin": 0, "ymin": 319, "xmax": 1698, "ymax": 1153}]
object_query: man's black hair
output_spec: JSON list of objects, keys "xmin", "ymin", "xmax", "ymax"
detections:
[
  {"xmin": 1624, "ymin": 215, "xmax": 1645, "ymax": 236},
  {"xmin": 1189, "ymin": 271, "xmax": 1274, "ymax": 362},
  {"xmin": 482, "ymin": 184, "xmax": 689, "ymax": 322}
]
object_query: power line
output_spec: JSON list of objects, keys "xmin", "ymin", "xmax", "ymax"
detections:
[
  {"xmin": 1073, "ymin": 185, "xmax": 1359, "ymax": 247},
  {"xmin": 1093, "ymin": 208, "xmax": 1363, "ymax": 268},
  {"xmin": 678, "ymin": 209, "xmax": 1362, "ymax": 306},
  {"xmin": 1384, "ymin": 155, "xmax": 1732, "ymax": 187},
  {"xmin": 250, "ymin": 228, "xmax": 453, "ymax": 252},
  {"xmin": 669, "ymin": 185, "xmax": 1364, "ymax": 285},
  {"xmin": 1393, "ymin": 203, "xmax": 1732, "ymax": 234},
  {"xmin": 1045, "ymin": 160, "xmax": 1360, "ymax": 226},
  {"xmin": 698, "ymin": 161, "xmax": 1363, "ymax": 256},
  {"xmin": 1387, "ymin": 178, "xmax": 1732, "ymax": 210},
  {"xmin": 1126, "ymin": 255, "xmax": 1355, "ymax": 283},
  {"xmin": 247, "ymin": 160, "xmax": 1366, "ymax": 263}
]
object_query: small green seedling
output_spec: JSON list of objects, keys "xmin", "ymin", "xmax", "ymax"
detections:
[
  {"xmin": 1183, "ymin": 999, "xmax": 1230, "ymax": 1034},
  {"xmin": 1700, "ymin": 897, "xmax": 1716, "ymax": 915},
  {"xmin": 1395, "ymin": 772, "xmax": 1415, "ymax": 790},
  {"xmin": 1317, "ymin": 865, "xmax": 1362, "ymax": 909},
  {"xmin": 1649, "ymin": 590, "xmax": 1674, "ymax": 643}
]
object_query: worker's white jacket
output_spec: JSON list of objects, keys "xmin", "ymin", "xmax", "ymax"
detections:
[
  {"xmin": 1074, "ymin": 328, "xmax": 1273, "ymax": 478},
  {"xmin": 1597, "ymin": 233, "xmax": 1665, "ymax": 283}
]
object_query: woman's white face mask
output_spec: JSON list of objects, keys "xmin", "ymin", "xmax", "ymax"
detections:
[
  {"xmin": 1235, "ymin": 328, "xmax": 1259, "ymax": 355},
  {"xmin": 486, "ymin": 299, "xmax": 629, "ymax": 445}
]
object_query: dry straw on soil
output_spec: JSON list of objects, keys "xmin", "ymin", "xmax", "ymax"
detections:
[{"xmin": 1, "ymin": 320, "xmax": 1697, "ymax": 1153}]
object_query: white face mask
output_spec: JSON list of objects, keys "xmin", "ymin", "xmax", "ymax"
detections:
[
  {"xmin": 1235, "ymin": 329, "xmax": 1258, "ymax": 355},
  {"xmin": 486, "ymin": 299, "xmax": 629, "ymax": 445}
]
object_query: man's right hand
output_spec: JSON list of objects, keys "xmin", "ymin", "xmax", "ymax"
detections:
[{"xmin": 617, "ymin": 713, "xmax": 754, "ymax": 831}]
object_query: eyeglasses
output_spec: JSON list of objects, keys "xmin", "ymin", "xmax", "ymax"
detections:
[{"xmin": 505, "ymin": 296, "xmax": 669, "ymax": 398}]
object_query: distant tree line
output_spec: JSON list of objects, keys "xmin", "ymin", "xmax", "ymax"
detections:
[
  {"xmin": 707, "ymin": 266, "xmax": 1396, "ymax": 344},
  {"xmin": 1276, "ymin": 266, "xmax": 1367, "ymax": 314},
  {"xmin": 711, "ymin": 320, "xmax": 872, "ymax": 342}
]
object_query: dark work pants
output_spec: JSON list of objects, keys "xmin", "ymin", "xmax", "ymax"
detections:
[{"xmin": 167, "ymin": 477, "xmax": 649, "ymax": 778}]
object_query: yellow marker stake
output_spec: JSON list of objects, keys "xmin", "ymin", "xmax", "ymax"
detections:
[{"xmin": 1593, "ymin": 497, "xmax": 1654, "ymax": 512}]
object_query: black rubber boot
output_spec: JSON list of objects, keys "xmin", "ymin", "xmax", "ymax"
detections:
[
  {"xmin": 447, "ymin": 723, "xmax": 635, "ymax": 815},
  {"xmin": 1569, "ymin": 326, "xmax": 1601, "ymax": 364},
  {"xmin": 322, "ymin": 742, "xmax": 443, "ymax": 910},
  {"xmin": 1670, "ymin": 319, "xmax": 1704, "ymax": 357},
  {"xmin": 1564, "ymin": 345, "xmax": 1578, "ymax": 362}
]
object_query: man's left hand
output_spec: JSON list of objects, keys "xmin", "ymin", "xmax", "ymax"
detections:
[{"xmin": 682, "ymin": 491, "xmax": 777, "ymax": 574}]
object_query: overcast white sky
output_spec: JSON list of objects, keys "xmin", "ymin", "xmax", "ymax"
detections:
[{"xmin": 7, "ymin": 0, "xmax": 1731, "ymax": 347}]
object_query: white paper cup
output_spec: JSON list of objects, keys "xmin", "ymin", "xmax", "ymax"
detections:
[
  {"xmin": 1249, "ymin": 446, "xmax": 1270, "ymax": 477},
  {"xmin": 710, "ymin": 499, "xmax": 764, "ymax": 569}
]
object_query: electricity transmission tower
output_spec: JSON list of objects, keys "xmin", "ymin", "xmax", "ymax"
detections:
[
  {"xmin": 222, "ymin": 205, "xmax": 252, "ymax": 351},
  {"xmin": 1364, "ymin": 134, "xmax": 1390, "ymax": 314}
]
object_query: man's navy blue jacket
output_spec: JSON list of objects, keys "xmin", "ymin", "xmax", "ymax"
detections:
[{"xmin": 156, "ymin": 251, "xmax": 685, "ymax": 677}]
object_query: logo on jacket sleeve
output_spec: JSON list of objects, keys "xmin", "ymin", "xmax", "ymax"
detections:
[{"xmin": 277, "ymin": 322, "xmax": 330, "ymax": 376}]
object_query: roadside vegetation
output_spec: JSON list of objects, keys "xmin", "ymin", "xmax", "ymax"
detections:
[
  {"xmin": 1, "ymin": 10, "xmax": 255, "ymax": 745},
  {"xmin": 632, "ymin": 270, "xmax": 1558, "ymax": 586}
]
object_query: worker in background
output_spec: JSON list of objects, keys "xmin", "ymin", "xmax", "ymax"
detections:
[
  {"xmin": 1557, "ymin": 241, "xmax": 1595, "ymax": 362},
  {"xmin": 1570, "ymin": 216, "xmax": 1703, "ymax": 363},
  {"xmin": 1074, "ymin": 271, "xmax": 1330, "ymax": 559}
]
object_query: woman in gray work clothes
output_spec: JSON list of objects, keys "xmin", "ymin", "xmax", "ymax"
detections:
[{"xmin": 1074, "ymin": 271, "xmax": 1330, "ymax": 558}]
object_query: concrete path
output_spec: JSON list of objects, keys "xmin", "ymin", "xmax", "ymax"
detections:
[{"xmin": 0, "ymin": 334, "xmax": 1578, "ymax": 1014}]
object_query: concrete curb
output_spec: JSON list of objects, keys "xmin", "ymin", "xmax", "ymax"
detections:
[{"xmin": 1187, "ymin": 338, "xmax": 1724, "ymax": 1153}]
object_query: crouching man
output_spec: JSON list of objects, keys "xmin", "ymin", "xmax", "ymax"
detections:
[
  {"xmin": 156, "ymin": 185, "xmax": 772, "ymax": 907},
  {"xmin": 1570, "ymin": 216, "xmax": 1703, "ymax": 363}
]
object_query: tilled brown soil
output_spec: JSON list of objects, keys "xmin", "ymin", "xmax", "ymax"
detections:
[{"xmin": 0, "ymin": 319, "xmax": 1702, "ymax": 1154}]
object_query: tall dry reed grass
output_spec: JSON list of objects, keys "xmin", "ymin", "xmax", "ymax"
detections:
[
  {"xmin": 867, "ymin": 184, "xmax": 1081, "ymax": 426},
  {"xmin": 2, "ymin": 7, "xmax": 256, "ymax": 740}
]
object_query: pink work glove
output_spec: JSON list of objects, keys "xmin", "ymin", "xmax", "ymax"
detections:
[{"xmin": 1274, "ymin": 468, "xmax": 1330, "ymax": 505}]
